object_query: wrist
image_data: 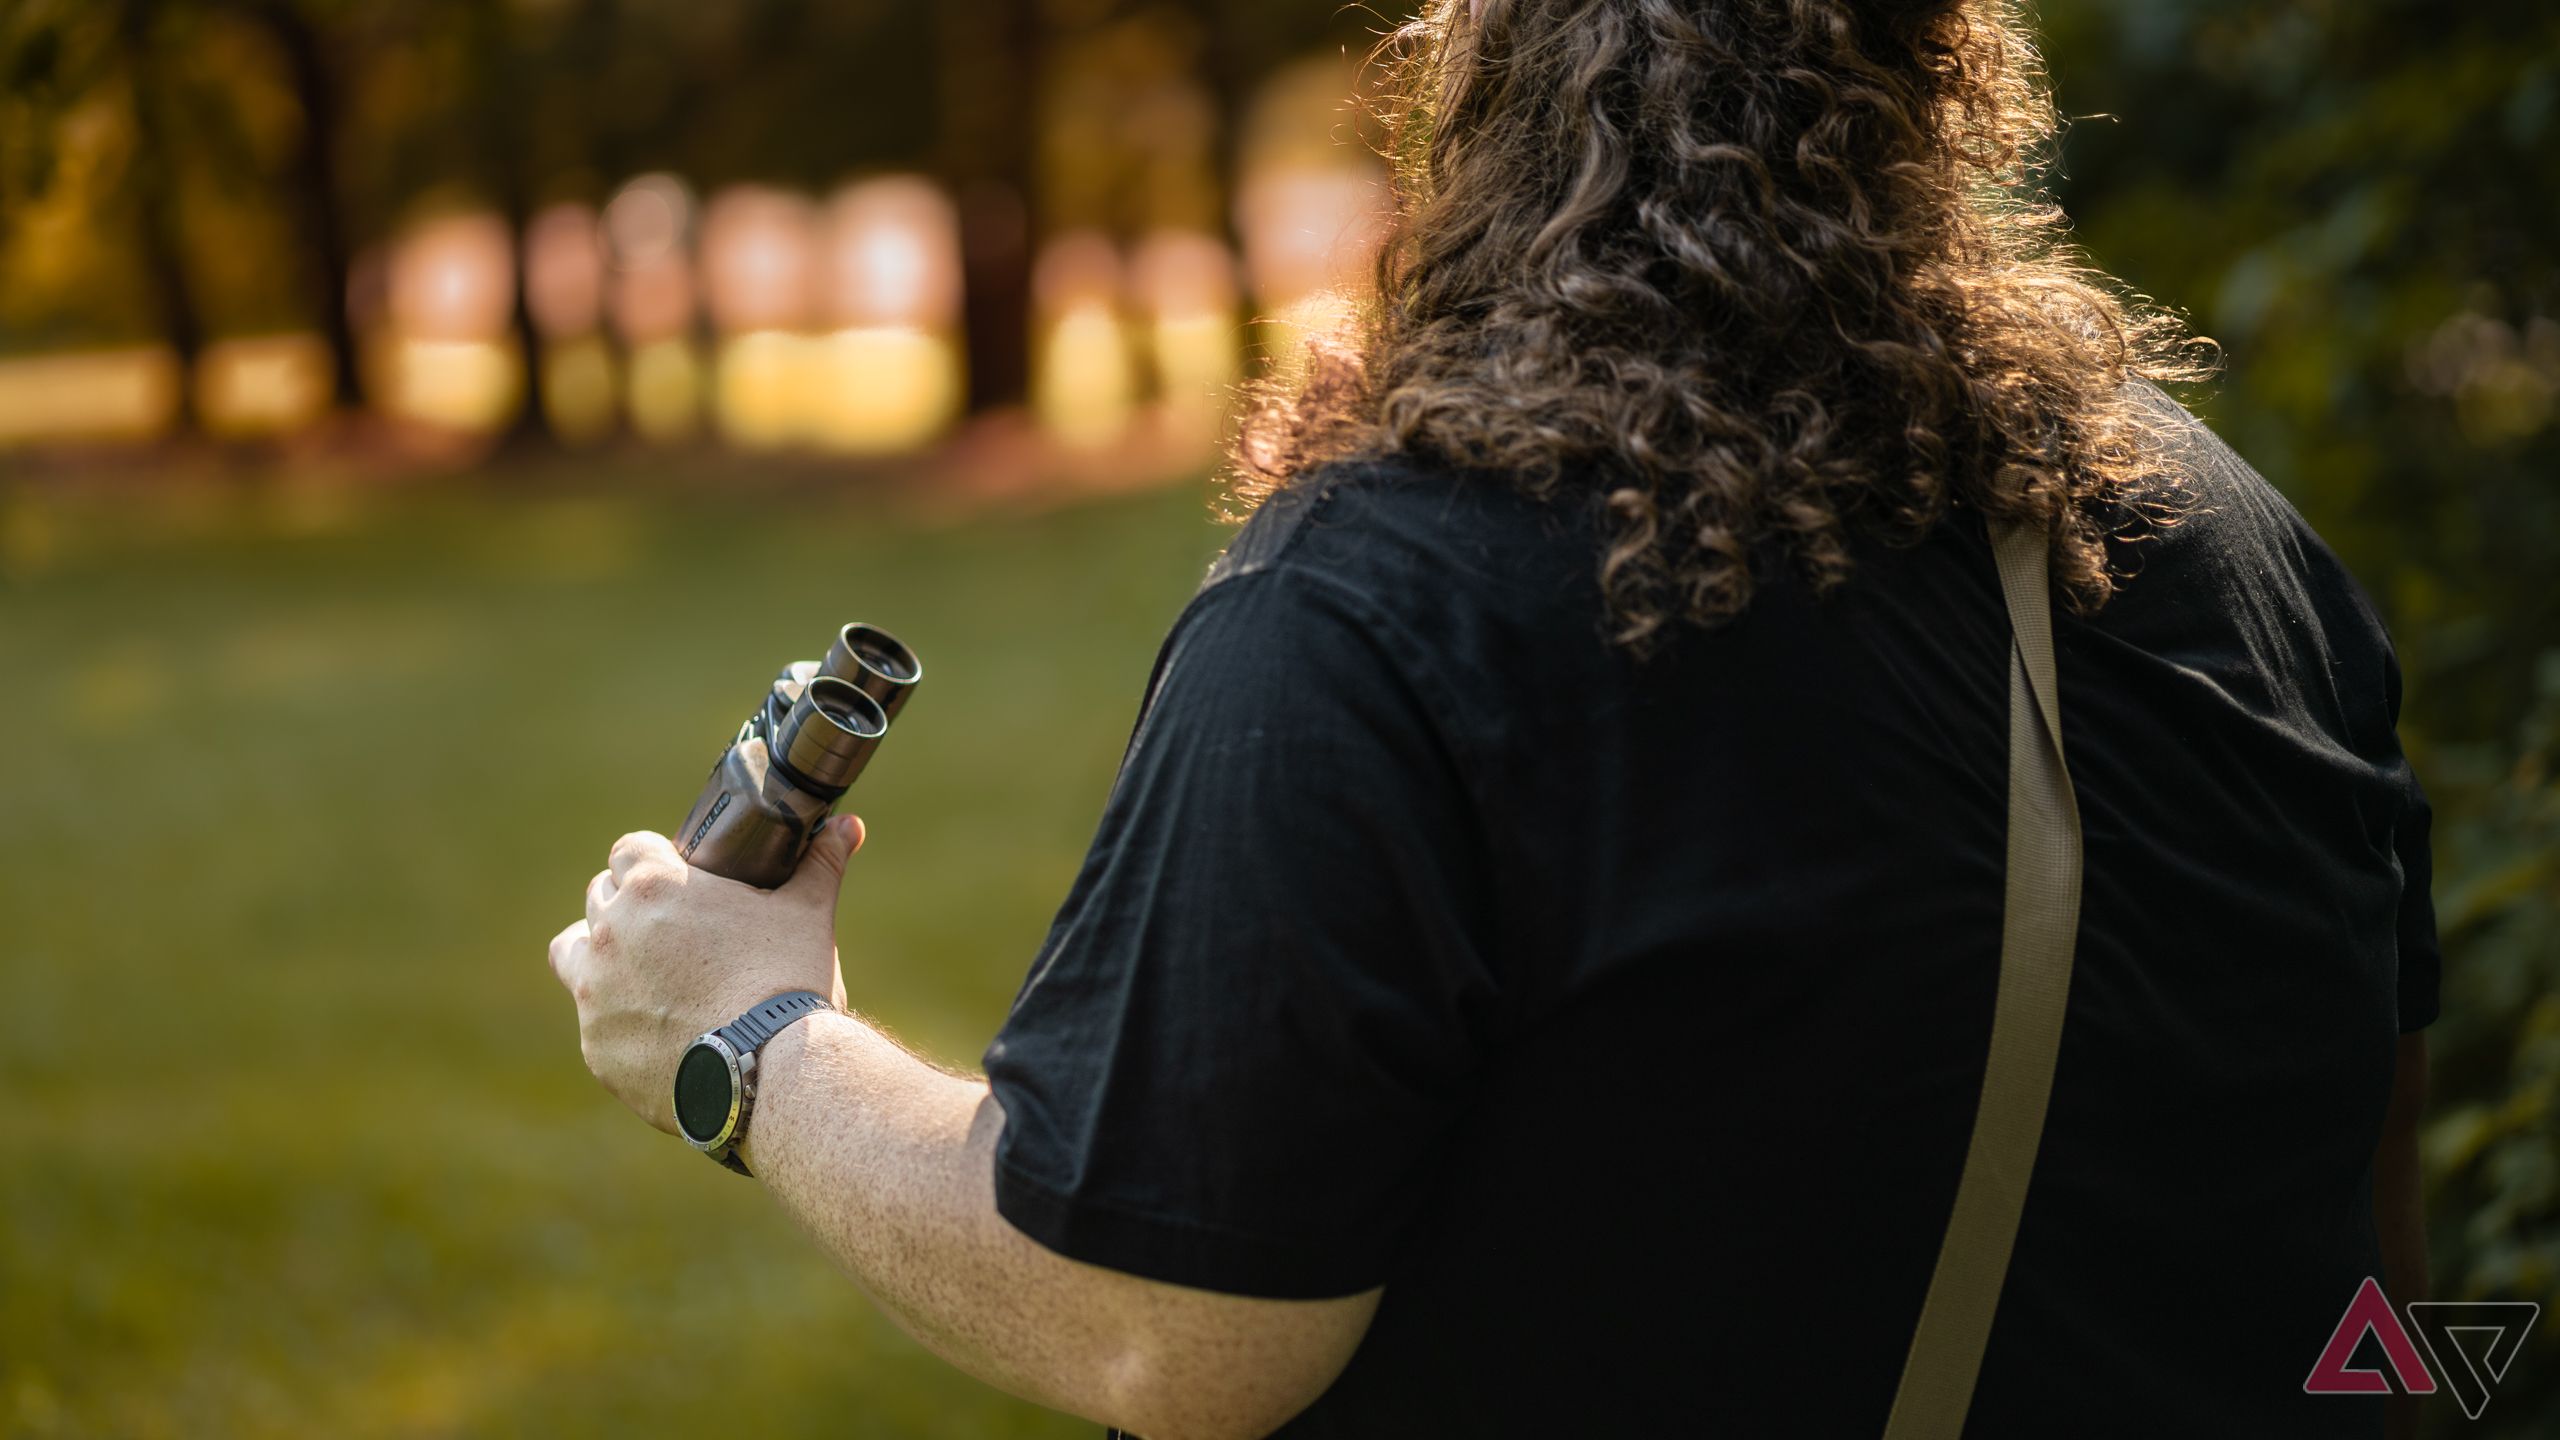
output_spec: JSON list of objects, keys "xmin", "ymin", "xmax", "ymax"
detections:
[
  {"xmin": 671, "ymin": 990, "xmax": 833, "ymax": 1175},
  {"xmin": 732, "ymin": 1010, "xmax": 822, "ymax": 1178}
]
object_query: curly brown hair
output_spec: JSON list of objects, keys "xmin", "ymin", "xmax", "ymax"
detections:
[{"xmin": 1230, "ymin": 0, "xmax": 2210, "ymax": 649}]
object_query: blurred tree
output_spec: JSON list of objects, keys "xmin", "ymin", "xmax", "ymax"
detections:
[
  {"xmin": 114, "ymin": 0, "xmax": 204, "ymax": 432},
  {"xmin": 232, "ymin": 0, "xmax": 360, "ymax": 410},
  {"xmin": 2044, "ymin": 2, "xmax": 2560, "ymax": 1434},
  {"xmin": 466, "ymin": 0, "xmax": 546, "ymax": 448},
  {"xmin": 938, "ymin": 0, "xmax": 1044, "ymax": 412},
  {"xmin": 0, "ymin": 1, "xmax": 198, "ymax": 395},
  {"xmin": 0, "ymin": 0, "xmax": 367, "ymax": 412}
]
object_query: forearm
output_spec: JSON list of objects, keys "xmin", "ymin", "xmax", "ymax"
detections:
[
  {"xmin": 736, "ymin": 1013, "xmax": 1126, "ymax": 1420},
  {"xmin": 2374, "ymin": 1033, "xmax": 2429, "ymax": 1303},
  {"xmin": 736, "ymin": 1012, "xmax": 1373, "ymax": 1440}
]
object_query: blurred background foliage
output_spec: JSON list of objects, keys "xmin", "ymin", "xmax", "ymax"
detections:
[{"xmin": 0, "ymin": 0, "xmax": 2551, "ymax": 1436}]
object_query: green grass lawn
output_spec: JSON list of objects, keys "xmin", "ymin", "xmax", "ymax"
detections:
[{"xmin": 0, "ymin": 466, "xmax": 1230, "ymax": 1437}]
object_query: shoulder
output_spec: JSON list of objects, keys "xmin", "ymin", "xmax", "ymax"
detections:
[
  {"xmin": 2104, "ymin": 380, "xmax": 2403, "ymax": 732},
  {"xmin": 2118, "ymin": 379, "xmax": 2380, "ymax": 597},
  {"xmin": 1161, "ymin": 457, "xmax": 1589, "ymax": 781},
  {"xmin": 1204, "ymin": 456, "xmax": 1598, "ymax": 621}
]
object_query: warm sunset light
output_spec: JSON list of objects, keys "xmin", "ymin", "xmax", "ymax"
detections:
[
  {"xmin": 542, "ymin": 336, "xmax": 619, "ymax": 448},
  {"xmin": 526, "ymin": 203, "xmax": 607, "ymax": 341},
  {"xmin": 523, "ymin": 202, "xmax": 615, "ymax": 444},
  {"xmin": 703, "ymin": 186, "xmax": 820, "ymax": 336},
  {"xmin": 0, "ymin": 6, "xmax": 2540, "ymax": 1439},
  {"xmin": 1129, "ymin": 228, "xmax": 1241, "ymax": 452},
  {"xmin": 803, "ymin": 176, "xmax": 969, "ymax": 454},
  {"xmin": 197, "ymin": 334, "xmax": 331, "ymax": 438},
  {"xmin": 383, "ymin": 339, "xmax": 521, "ymax": 433},
  {"xmin": 710, "ymin": 329, "xmax": 808, "ymax": 450},
  {"xmin": 378, "ymin": 213, "xmax": 520, "ymax": 433},
  {"xmin": 605, "ymin": 174, "xmax": 704, "ymax": 442},
  {"xmin": 702, "ymin": 186, "xmax": 821, "ymax": 449},
  {"xmin": 627, "ymin": 338, "xmax": 703, "ymax": 443},
  {"xmin": 0, "ymin": 348, "xmax": 177, "ymax": 446},
  {"xmin": 388, "ymin": 214, "xmax": 515, "ymax": 344},
  {"xmin": 803, "ymin": 326, "xmax": 963, "ymax": 455},
  {"xmin": 1033, "ymin": 230, "xmax": 1134, "ymax": 450},
  {"xmin": 822, "ymin": 177, "xmax": 965, "ymax": 331}
]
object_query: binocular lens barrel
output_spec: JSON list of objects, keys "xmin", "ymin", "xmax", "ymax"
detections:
[
  {"xmin": 778, "ymin": 676, "xmax": 888, "ymax": 792},
  {"xmin": 681, "ymin": 621, "xmax": 917, "ymax": 890},
  {"xmin": 823, "ymin": 623, "xmax": 923, "ymax": 723}
]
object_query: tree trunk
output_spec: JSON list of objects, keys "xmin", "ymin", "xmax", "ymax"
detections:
[
  {"xmin": 940, "ymin": 0, "xmax": 1041, "ymax": 413},
  {"xmin": 251, "ymin": 0, "xmax": 362, "ymax": 412},
  {"xmin": 1201, "ymin": 2, "xmax": 1252, "ymax": 261},
  {"xmin": 470, "ymin": 0, "xmax": 549, "ymax": 451},
  {"xmin": 117, "ymin": 0, "xmax": 202, "ymax": 435}
]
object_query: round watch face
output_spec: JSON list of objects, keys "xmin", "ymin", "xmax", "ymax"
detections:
[{"xmin": 673, "ymin": 1041, "xmax": 740, "ymax": 1145}]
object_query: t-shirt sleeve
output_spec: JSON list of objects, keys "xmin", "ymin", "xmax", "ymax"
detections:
[{"xmin": 982, "ymin": 565, "xmax": 1494, "ymax": 1299}]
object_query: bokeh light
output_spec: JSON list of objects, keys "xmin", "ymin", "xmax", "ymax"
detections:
[
  {"xmin": 702, "ymin": 186, "xmax": 820, "ymax": 449},
  {"xmin": 0, "ymin": 348, "xmax": 177, "ymax": 446},
  {"xmin": 605, "ymin": 174, "xmax": 704, "ymax": 442},
  {"xmin": 526, "ymin": 203, "xmax": 607, "ymax": 342},
  {"xmin": 1129, "ymin": 228, "xmax": 1240, "ymax": 453},
  {"xmin": 805, "ymin": 327, "xmax": 964, "ymax": 455},
  {"xmin": 822, "ymin": 178, "xmax": 964, "ymax": 331},
  {"xmin": 541, "ymin": 336, "xmax": 619, "ymax": 448},
  {"xmin": 388, "ymin": 214, "xmax": 516, "ymax": 344},
  {"xmin": 627, "ymin": 338, "xmax": 703, "ymax": 444},
  {"xmin": 1033, "ymin": 230, "xmax": 1134, "ymax": 450},
  {"xmin": 702, "ymin": 186, "xmax": 820, "ymax": 336},
  {"xmin": 605, "ymin": 174, "xmax": 702, "ymax": 348},
  {"xmin": 197, "ymin": 334, "xmax": 332, "ymax": 438},
  {"xmin": 806, "ymin": 177, "xmax": 967, "ymax": 454}
]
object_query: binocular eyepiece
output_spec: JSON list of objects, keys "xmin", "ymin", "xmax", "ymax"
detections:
[
  {"xmin": 828, "ymin": 623, "xmax": 921, "ymax": 721},
  {"xmin": 678, "ymin": 622, "xmax": 922, "ymax": 888},
  {"xmin": 774, "ymin": 676, "xmax": 887, "ymax": 794}
]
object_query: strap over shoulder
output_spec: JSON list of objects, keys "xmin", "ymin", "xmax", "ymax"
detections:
[{"xmin": 1881, "ymin": 519, "xmax": 2085, "ymax": 1440}]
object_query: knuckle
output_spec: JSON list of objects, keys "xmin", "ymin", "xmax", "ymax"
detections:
[{"xmin": 622, "ymin": 865, "xmax": 677, "ymax": 904}]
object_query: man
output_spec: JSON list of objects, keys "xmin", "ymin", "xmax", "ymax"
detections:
[{"xmin": 549, "ymin": 2, "xmax": 2436, "ymax": 1435}]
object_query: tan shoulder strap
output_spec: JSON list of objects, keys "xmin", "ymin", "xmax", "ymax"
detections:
[{"xmin": 1881, "ymin": 519, "xmax": 2085, "ymax": 1440}]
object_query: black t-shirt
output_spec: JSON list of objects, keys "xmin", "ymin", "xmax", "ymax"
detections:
[{"xmin": 983, "ymin": 389, "xmax": 2439, "ymax": 1438}]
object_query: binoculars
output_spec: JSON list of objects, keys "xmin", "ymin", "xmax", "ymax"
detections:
[{"xmin": 676, "ymin": 622, "xmax": 922, "ymax": 889}]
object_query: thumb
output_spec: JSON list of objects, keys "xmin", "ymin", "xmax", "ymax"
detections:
[{"xmin": 782, "ymin": 813, "xmax": 865, "ymax": 903}]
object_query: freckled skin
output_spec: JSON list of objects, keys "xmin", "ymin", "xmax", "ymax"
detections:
[{"xmin": 550, "ymin": 819, "xmax": 1378, "ymax": 1440}]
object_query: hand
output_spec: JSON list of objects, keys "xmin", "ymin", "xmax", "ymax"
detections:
[{"xmin": 547, "ymin": 814, "xmax": 864, "ymax": 1134}]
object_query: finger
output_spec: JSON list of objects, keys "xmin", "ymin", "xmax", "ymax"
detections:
[
  {"xmin": 584, "ymin": 868, "xmax": 616, "ymax": 927},
  {"xmin": 779, "ymin": 813, "xmax": 865, "ymax": 903},
  {"xmin": 608, "ymin": 830, "xmax": 682, "ymax": 885},
  {"xmin": 547, "ymin": 919, "xmax": 590, "ymax": 990}
]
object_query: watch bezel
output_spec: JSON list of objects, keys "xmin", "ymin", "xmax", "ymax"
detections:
[{"xmin": 674, "ymin": 1031, "xmax": 746, "ymax": 1150}]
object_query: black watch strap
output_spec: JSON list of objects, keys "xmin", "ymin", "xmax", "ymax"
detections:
[
  {"xmin": 704, "ymin": 990, "xmax": 833, "ymax": 1178},
  {"xmin": 717, "ymin": 990, "xmax": 833, "ymax": 1052}
]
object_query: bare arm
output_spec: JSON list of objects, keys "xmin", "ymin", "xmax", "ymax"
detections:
[
  {"xmin": 736, "ymin": 1013, "xmax": 1378, "ymax": 1440},
  {"xmin": 552, "ymin": 823, "xmax": 1377, "ymax": 1440},
  {"xmin": 2375, "ymin": 1032, "xmax": 2428, "ymax": 1440}
]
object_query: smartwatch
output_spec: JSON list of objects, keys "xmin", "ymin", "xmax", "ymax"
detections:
[{"xmin": 672, "ymin": 990, "xmax": 834, "ymax": 1177}]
